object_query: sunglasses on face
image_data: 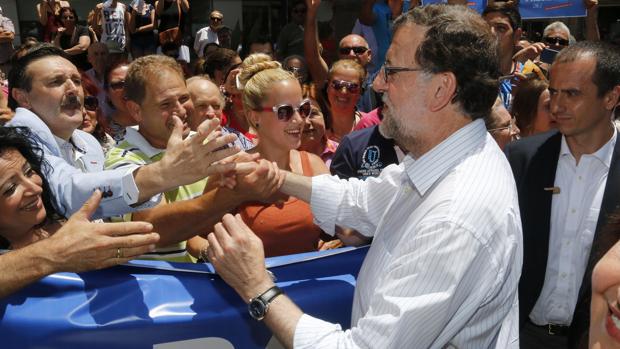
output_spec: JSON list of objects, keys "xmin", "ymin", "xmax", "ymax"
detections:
[
  {"xmin": 109, "ymin": 80, "xmax": 125, "ymax": 91},
  {"xmin": 62, "ymin": 16, "xmax": 75, "ymax": 20},
  {"xmin": 259, "ymin": 99, "xmax": 312, "ymax": 121},
  {"xmin": 543, "ymin": 36, "xmax": 569, "ymax": 47},
  {"xmin": 211, "ymin": 17, "xmax": 222, "ymax": 21},
  {"xmin": 339, "ymin": 46, "xmax": 368, "ymax": 55},
  {"xmin": 330, "ymin": 79, "xmax": 360, "ymax": 94},
  {"xmin": 84, "ymin": 95, "xmax": 99, "ymax": 111}
]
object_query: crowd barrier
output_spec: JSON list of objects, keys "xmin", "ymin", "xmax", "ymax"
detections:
[{"xmin": 0, "ymin": 246, "xmax": 369, "ymax": 349}]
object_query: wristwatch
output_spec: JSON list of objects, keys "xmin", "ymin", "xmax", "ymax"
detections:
[{"xmin": 248, "ymin": 285, "xmax": 283, "ymax": 321}]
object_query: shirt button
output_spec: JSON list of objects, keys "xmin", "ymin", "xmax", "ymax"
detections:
[
  {"xmin": 571, "ymin": 209, "xmax": 576, "ymax": 214},
  {"xmin": 561, "ymin": 273, "xmax": 567, "ymax": 278},
  {"xmin": 578, "ymin": 176, "xmax": 582, "ymax": 180}
]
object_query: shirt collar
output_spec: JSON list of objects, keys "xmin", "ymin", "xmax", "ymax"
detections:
[
  {"xmin": 402, "ymin": 119, "xmax": 487, "ymax": 196},
  {"xmin": 53, "ymin": 130, "xmax": 87, "ymax": 155},
  {"xmin": 559, "ymin": 126, "xmax": 617, "ymax": 168},
  {"xmin": 124, "ymin": 127, "xmax": 165, "ymax": 158}
]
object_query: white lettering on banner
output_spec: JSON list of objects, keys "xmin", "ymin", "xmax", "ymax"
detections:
[{"xmin": 153, "ymin": 335, "xmax": 286, "ymax": 348}]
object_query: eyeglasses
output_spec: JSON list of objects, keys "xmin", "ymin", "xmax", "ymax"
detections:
[
  {"xmin": 380, "ymin": 64, "xmax": 424, "ymax": 83},
  {"xmin": 109, "ymin": 80, "xmax": 125, "ymax": 91},
  {"xmin": 211, "ymin": 17, "xmax": 222, "ymax": 21},
  {"xmin": 62, "ymin": 16, "xmax": 75, "ymax": 20},
  {"xmin": 330, "ymin": 79, "xmax": 360, "ymax": 94},
  {"xmin": 339, "ymin": 46, "xmax": 369, "ymax": 56},
  {"xmin": 259, "ymin": 99, "xmax": 312, "ymax": 121},
  {"xmin": 84, "ymin": 95, "xmax": 99, "ymax": 111},
  {"xmin": 488, "ymin": 117, "xmax": 519, "ymax": 139},
  {"xmin": 543, "ymin": 36, "xmax": 569, "ymax": 47}
]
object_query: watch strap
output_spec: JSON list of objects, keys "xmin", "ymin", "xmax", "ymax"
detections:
[{"xmin": 256, "ymin": 285, "xmax": 283, "ymax": 305}]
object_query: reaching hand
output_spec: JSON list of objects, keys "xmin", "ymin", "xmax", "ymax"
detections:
[
  {"xmin": 159, "ymin": 116, "xmax": 241, "ymax": 187},
  {"xmin": 46, "ymin": 191, "xmax": 160, "ymax": 273},
  {"xmin": 207, "ymin": 214, "xmax": 274, "ymax": 301}
]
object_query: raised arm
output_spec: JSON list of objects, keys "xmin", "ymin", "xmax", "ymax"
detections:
[
  {"xmin": 304, "ymin": 0, "xmax": 329, "ymax": 86},
  {"xmin": 359, "ymin": 0, "xmax": 377, "ymax": 26},
  {"xmin": 36, "ymin": 1, "xmax": 49, "ymax": 26},
  {"xmin": 584, "ymin": 0, "xmax": 600, "ymax": 41}
]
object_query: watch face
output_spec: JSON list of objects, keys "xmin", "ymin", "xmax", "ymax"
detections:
[{"xmin": 249, "ymin": 300, "xmax": 265, "ymax": 320}]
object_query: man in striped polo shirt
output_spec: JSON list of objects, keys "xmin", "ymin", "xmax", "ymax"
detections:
[{"xmin": 105, "ymin": 54, "xmax": 281, "ymax": 262}]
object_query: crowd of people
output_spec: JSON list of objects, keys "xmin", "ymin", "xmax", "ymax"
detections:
[{"xmin": 0, "ymin": 0, "xmax": 620, "ymax": 348}]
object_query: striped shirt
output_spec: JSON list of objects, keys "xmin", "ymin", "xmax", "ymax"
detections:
[
  {"xmin": 105, "ymin": 127, "xmax": 207, "ymax": 262},
  {"xmin": 296, "ymin": 119, "xmax": 523, "ymax": 349}
]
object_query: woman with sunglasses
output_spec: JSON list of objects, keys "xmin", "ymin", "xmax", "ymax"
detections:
[
  {"xmin": 323, "ymin": 59, "xmax": 366, "ymax": 143},
  {"xmin": 52, "ymin": 7, "xmax": 91, "ymax": 71},
  {"xmin": 79, "ymin": 72, "xmax": 115, "ymax": 153},
  {"xmin": 198, "ymin": 54, "xmax": 338, "ymax": 257},
  {"xmin": 103, "ymin": 60, "xmax": 136, "ymax": 142}
]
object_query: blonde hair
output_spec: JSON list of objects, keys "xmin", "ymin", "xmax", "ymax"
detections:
[
  {"xmin": 327, "ymin": 59, "xmax": 366, "ymax": 84},
  {"xmin": 238, "ymin": 53, "xmax": 296, "ymax": 112}
]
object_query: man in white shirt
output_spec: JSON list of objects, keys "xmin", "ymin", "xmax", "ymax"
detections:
[
  {"xmin": 505, "ymin": 41, "xmax": 620, "ymax": 348},
  {"xmin": 194, "ymin": 10, "xmax": 223, "ymax": 58},
  {"xmin": 205, "ymin": 5, "xmax": 523, "ymax": 349}
]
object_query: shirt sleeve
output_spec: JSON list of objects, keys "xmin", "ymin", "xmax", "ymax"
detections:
[
  {"xmin": 310, "ymin": 165, "xmax": 402, "ymax": 236},
  {"xmin": 293, "ymin": 221, "xmax": 501, "ymax": 349}
]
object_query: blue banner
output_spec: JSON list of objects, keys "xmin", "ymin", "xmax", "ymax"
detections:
[
  {"xmin": 421, "ymin": 0, "xmax": 488, "ymax": 14},
  {"xmin": 519, "ymin": 0, "xmax": 587, "ymax": 19},
  {"xmin": 0, "ymin": 246, "xmax": 368, "ymax": 349}
]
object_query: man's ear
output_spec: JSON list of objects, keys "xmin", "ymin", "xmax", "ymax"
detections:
[
  {"xmin": 513, "ymin": 28, "xmax": 523, "ymax": 46},
  {"xmin": 125, "ymin": 100, "xmax": 143, "ymax": 123},
  {"xmin": 605, "ymin": 85, "xmax": 620, "ymax": 111},
  {"xmin": 11, "ymin": 88, "xmax": 31, "ymax": 109},
  {"xmin": 428, "ymin": 72, "xmax": 457, "ymax": 112}
]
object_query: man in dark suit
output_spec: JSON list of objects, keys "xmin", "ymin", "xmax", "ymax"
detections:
[{"xmin": 505, "ymin": 41, "xmax": 620, "ymax": 348}]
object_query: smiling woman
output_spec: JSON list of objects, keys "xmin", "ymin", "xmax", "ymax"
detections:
[
  {"xmin": 0, "ymin": 127, "xmax": 62, "ymax": 250},
  {"xmin": 193, "ymin": 53, "xmax": 341, "ymax": 258}
]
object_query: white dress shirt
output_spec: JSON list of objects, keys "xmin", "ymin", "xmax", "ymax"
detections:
[
  {"xmin": 295, "ymin": 119, "xmax": 523, "ymax": 349},
  {"xmin": 193, "ymin": 26, "xmax": 219, "ymax": 57},
  {"xmin": 529, "ymin": 128, "xmax": 617, "ymax": 326}
]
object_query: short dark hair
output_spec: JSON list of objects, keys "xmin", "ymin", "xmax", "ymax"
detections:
[
  {"xmin": 553, "ymin": 41, "xmax": 620, "ymax": 98},
  {"xmin": 482, "ymin": 2, "xmax": 522, "ymax": 31},
  {"xmin": 8, "ymin": 44, "xmax": 69, "ymax": 110},
  {"xmin": 103, "ymin": 59, "xmax": 130, "ymax": 90},
  {"xmin": 511, "ymin": 77, "xmax": 549, "ymax": 136},
  {"xmin": 394, "ymin": 5, "xmax": 500, "ymax": 121},
  {"xmin": 0, "ymin": 127, "xmax": 62, "ymax": 247}
]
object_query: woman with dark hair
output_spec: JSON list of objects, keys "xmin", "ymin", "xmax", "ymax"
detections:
[
  {"xmin": 511, "ymin": 77, "xmax": 555, "ymax": 137},
  {"xmin": 103, "ymin": 60, "xmax": 135, "ymax": 141},
  {"xmin": 80, "ymin": 72, "xmax": 115, "ymax": 153},
  {"xmin": 0, "ymin": 126, "xmax": 160, "ymax": 299},
  {"xmin": 0, "ymin": 127, "xmax": 63, "ymax": 250},
  {"xmin": 52, "ymin": 6, "xmax": 91, "ymax": 70},
  {"xmin": 36, "ymin": 0, "xmax": 65, "ymax": 42}
]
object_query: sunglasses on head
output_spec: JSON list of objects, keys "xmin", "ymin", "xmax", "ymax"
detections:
[
  {"xmin": 543, "ymin": 36, "xmax": 569, "ymax": 47},
  {"xmin": 330, "ymin": 79, "xmax": 360, "ymax": 94},
  {"xmin": 109, "ymin": 80, "xmax": 125, "ymax": 91},
  {"xmin": 84, "ymin": 95, "xmax": 99, "ymax": 111},
  {"xmin": 259, "ymin": 99, "xmax": 312, "ymax": 121},
  {"xmin": 339, "ymin": 46, "xmax": 368, "ymax": 55}
]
